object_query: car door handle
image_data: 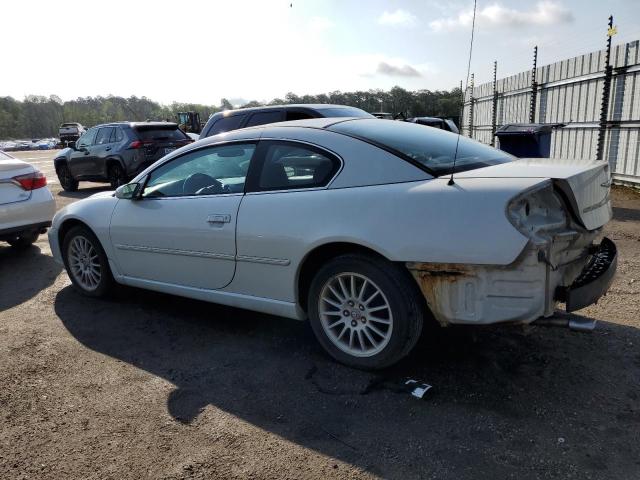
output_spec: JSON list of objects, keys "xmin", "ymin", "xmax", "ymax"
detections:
[
  {"xmin": 207, "ymin": 214, "xmax": 231, "ymax": 224},
  {"xmin": 105, "ymin": 146, "xmax": 111, "ymax": 151}
]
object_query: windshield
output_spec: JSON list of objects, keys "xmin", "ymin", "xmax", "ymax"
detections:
[
  {"xmin": 316, "ymin": 107, "xmax": 373, "ymax": 118},
  {"xmin": 328, "ymin": 119, "xmax": 514, "ymax": 176}
]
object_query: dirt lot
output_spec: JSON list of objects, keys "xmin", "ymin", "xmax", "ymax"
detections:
[{"xmin": 1, "ymin": 150, "xmax": 640, "ymax": 479}]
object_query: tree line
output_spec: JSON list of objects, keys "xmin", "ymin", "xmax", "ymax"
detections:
[{"xmin": 0, "ymin": 86, "xmax": 462, "ymax": 139}]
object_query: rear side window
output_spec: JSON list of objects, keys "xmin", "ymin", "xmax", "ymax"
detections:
[
  {"xmin": 209, "ymin": 115, "xmax": 246, "ymax": 135},
  {"xmin": 134, "ymin": 127, "xmax": 188, "ymax": 141},
  {"xmin": 95, "ymin": 127, "xmax": 115, "ymax": 145},
  {"xmin": 285, "ymin": 110, "xmax": 316, "ymax": 121},
  {"xmin": 113, "ymin": 127, "xmax": 125, "ymax": 142},
  {"xmin": 245, "ymin": 111, "xmax": 283, "ymax": 127},
  {"xmin": 315, "ymin": 106, "xmax": 373, "ymax": 118},
  {"xmin": 256, "ymin": 141, "xmax": 340, "ymax": 191}
]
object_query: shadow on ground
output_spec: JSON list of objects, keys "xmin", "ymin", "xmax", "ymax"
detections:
[
  {"xmin": 0, "ymin": 243, "xmax": 62, "ymax": 310},
  {"xmin": 56, "ymin": 185, "xmax": 111, "ymax": 200},
  {"xmin": 54, "ymin": 285, "xmax": 640, "ymax": 479}
]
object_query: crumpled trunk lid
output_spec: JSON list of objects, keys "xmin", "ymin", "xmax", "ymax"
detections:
[{"xmin": 456, "ymin": 158, "xmax": 612, "ymax": 230}]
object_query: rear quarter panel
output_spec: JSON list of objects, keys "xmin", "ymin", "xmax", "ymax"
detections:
[{"xmin": 231, "ymin": 177, "xmax": 545, "ymax": 303}]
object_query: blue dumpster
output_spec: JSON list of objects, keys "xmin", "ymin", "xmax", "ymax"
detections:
[{"xmin": 495, "ymin": 123, "xmax": 564, "ymax": 158}]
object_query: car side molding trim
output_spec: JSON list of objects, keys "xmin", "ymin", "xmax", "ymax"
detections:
[
  {"xmin": 114, "ymin": 243, "xmax": 235, "ymax": 261},
  {"xmin": 236, "ymin": 255, "xmax": 291, "ymax": 266},
  {"xmin": 114, "ymin": 244, "xmax": 290, "ymax": 266}
]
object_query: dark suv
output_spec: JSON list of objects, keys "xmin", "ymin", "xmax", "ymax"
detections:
[
  {"xmin": 54, "ymin": 122, "xmax": 191, "ymax": 191},
  {"xmin": 199, "ymin": 104, "xmax": 373, "ymax": 138}
]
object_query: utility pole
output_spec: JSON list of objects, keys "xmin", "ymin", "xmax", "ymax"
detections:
[
  {"xmin": 596, "ymin": 15, "xmax": 614, "ymax": 161},
  {"xmin": 529, "ymin": 46, "xmax": 538, "ymax": 123},
  {"xmin": 491, "ymin": 61, "xmax": 498, "ymax": 146},
  {"xmin": 468, "ymin": 73, "xmax": 475, "ymax": 138}
]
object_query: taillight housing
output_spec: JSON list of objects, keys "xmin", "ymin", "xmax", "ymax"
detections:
[
  {"xmin": 128, "ymin": 140, "xmax": 153, "ymax": 149},
  {"xmin": 12, "ymin": 170, "xmax": 47, "ymax": 190},
  {"xmin": 506, "ymin": 180, "xmax": 567, "ymax": 246}
]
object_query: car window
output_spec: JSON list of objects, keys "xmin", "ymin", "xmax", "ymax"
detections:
[
  {"xmin": 95, "ymin": 127, "xmax": 115, "ymax": 145},
  {"xmin": 113, "ymin": 127, "xmax": 124, "ymax": 142},
  {"xmin": 245, "ymin": 111, "xmax": 282, "ymax": 127},
  {"xmin": 285, "ymin": 110, "xmax": 316, "ymax": 121},
  {"xmin": 133, "ymin": 126, "xmax": 187, "ymax": 141},
  {"xmin": 209, "ymin": 115, "xmax": 246, "ymax": 135},
  {"xmin": 257, "ymin": 142, "xmax": 339, "ymax": 191},
  {"xmin": 315, "ymin": 106, "xmax": 373, "ymax": 118},
  {"xmin": 142, "ymin": 143, "xmax": 256, "ymax": 198},
  {"xmin": 328, "ymin": 119, "xmax": 514, "ymax": 176},
  {"xmin": 77, "ymin": 127, "xmax": 98, "ymax": 147}
]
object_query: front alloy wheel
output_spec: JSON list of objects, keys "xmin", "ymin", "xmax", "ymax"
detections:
[{"xmin": 62, "ymin": 226, "xmax": 114, "ymax": 297}]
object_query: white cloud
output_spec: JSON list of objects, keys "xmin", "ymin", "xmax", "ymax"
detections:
[
  {"xmin": 376, "ymin": 62, "xmax": 422, "ymax": 77},
  {"xmin": 430, "ymin": 1, "xmax": 574, "ymax": 32},
  {"xmin": 378, "ymin": 9, "xmax": 418, "ymax": 27}
]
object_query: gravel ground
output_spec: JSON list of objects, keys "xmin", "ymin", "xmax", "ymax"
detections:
[{"xmin": 1, "ymin": 150, "xmax": 640, "ymax": 479}]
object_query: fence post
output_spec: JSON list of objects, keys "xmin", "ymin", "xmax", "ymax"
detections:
[
  {"xmin": 459, "ymin": 80, "xmax": 464, "ymax": 132},
  {"xmin": 468, "ymin": 73, "xmax": 475, "ymax": 138},
  {"xmin": 529, "ymin": 46, "xmax": 538, "ymax": 123},
  {"xmin": 491, "ymin": 61, "xmax": 498, "ymax": 146},
  {"xmin": 596, "ymin": 15, "xmax": 614, "ymax": 161}
]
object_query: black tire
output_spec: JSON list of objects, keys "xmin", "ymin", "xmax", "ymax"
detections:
[
  {"xmin": 62, "ymin": 225, "xmax": 114, "ymax": 298},
  {"xmin": 307, "ymin": 253, "xmax": 424, "ymax": 370},
  {"xmin": 7, "ymin": 230, "xmax": 39, "ymax": 248},
  {"xmin": 57, "ymin": 163, "xmax": 78, "ymax": 192},
  {"xmin": 108, "ymin": 163, "xmax": 126, "ymax": 189}
]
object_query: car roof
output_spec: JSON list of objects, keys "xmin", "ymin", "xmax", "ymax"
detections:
[
  {"xmin": 212, "ymin": 104, "xmax": 362, "ymax": 117},
  {"xmin": 91, "ymin": 121, "xmax": 179, "ymax": 129}
]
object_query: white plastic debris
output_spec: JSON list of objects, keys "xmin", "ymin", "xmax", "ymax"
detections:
[{"xmin": 405, "ymin": 379, "xmax": 432, "ymax": 399}]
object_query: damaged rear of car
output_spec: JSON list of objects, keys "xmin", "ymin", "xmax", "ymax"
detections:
[
  {"xmin": 329, "ymin": 119, "xmax": 616, "ymax": 328},
  {"xmin": 407, "ymin": 159, "xmax": 616, "ymax": 326}
]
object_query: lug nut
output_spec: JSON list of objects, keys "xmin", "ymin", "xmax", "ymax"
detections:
[
  {"xmin": 348, "ymin": 301, "xmax": 354, "ymax": 307},
  {"xmin": 361, "ymin": 318, "xmax": 367, "ymax": 323},
  {"xmin": 343, "ymin": 310, "xmax": 350, "ymax": 317},
  {"xmin": 358, "ymin": 304, "xmax": 364, "ymax": 311},
  {"xmin": 351, "ymin": 320, "xmax": 357, "ymax": 327}
]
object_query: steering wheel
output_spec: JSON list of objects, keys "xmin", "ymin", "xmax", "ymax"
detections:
[{"xmin": 182, "ymin": 173, "xmax": 224, "ymax": 195}]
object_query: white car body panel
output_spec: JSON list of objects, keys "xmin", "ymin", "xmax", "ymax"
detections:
[
  {"xmin": 48, "ymin": 120, "xmax": 616, "ymax": 327},
  {"xmin": 109, "ymin": 193, "xmax": 242, "ymax": 290},
  {"xmin": 0, "ymin": 155, "xmax": 55, "ymax": 236}
]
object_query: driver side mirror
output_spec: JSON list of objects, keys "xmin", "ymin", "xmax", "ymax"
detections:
[{"xmin": 115, "ymin": 182, "xmax": 142, "ymax": 200}]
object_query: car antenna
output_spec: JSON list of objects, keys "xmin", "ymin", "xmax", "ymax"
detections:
[{"xmin": 449, "ymin": 0, "xmax": 477, "ymax": 186}]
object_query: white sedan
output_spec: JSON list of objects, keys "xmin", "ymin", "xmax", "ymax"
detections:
[
  {"xmin": 48, "ymin": 119, "xmax": 616, "ymax": 368},
  {"xmin": 1, "ymin": 150, "xmax": 56, "ymax": 247}
]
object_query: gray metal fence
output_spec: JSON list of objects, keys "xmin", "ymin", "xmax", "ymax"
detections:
[{"xmin": 461, "ymin": 40, "xmax": 640, "ymax": 186}]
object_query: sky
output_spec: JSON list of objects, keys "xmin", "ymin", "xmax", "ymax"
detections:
[{"xmin": 2, "ymin": 0, "xmax": 640, "ymax": 106}]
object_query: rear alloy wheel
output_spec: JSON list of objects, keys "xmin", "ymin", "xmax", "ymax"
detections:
[
  {"xmin": 62, "ymin": 225, "xmax": 114, "ymax": 297},
  {"xmin": 308, "ymin": 254, "xmax": 424, "ymax": 369},
  {"xmin": 57, "ymin": 163, "xmax": 78, "ymax": 192},
  {"xmin": 108, "ymin": 164, "xmax": 126, "ymax": 189},
  {"xmin": 7, "ymin": 230, "xmax": 39, "ymax": 249}
]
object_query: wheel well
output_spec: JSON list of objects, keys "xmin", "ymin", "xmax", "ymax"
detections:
[
  {"xmin": 106, "ymin": 158, "xmax": 124, "ymax": 171},
  {"xmin": 297, "ymin": 242, "xmax": 388, "ymax": 313},
  {"xmin": 58, "ymin": 219, "xmax": 92, "ymax": 249},
  {"xmin": 54, "ymin": 158, "xmax": 67, "ymax": 172}
]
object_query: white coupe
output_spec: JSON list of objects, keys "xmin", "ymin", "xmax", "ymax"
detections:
[{"xmin": 48, "ymin": 118, "xmax": 617, "ymax": 368}]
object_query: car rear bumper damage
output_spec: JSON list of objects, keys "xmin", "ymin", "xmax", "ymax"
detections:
[
  {"xmin": 407, "ymin": 237, "xmax": 617, "ymax": 326},
  {"xmin": 554, "ymin": 237, "xmax": 617, "ymax": 312}
]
